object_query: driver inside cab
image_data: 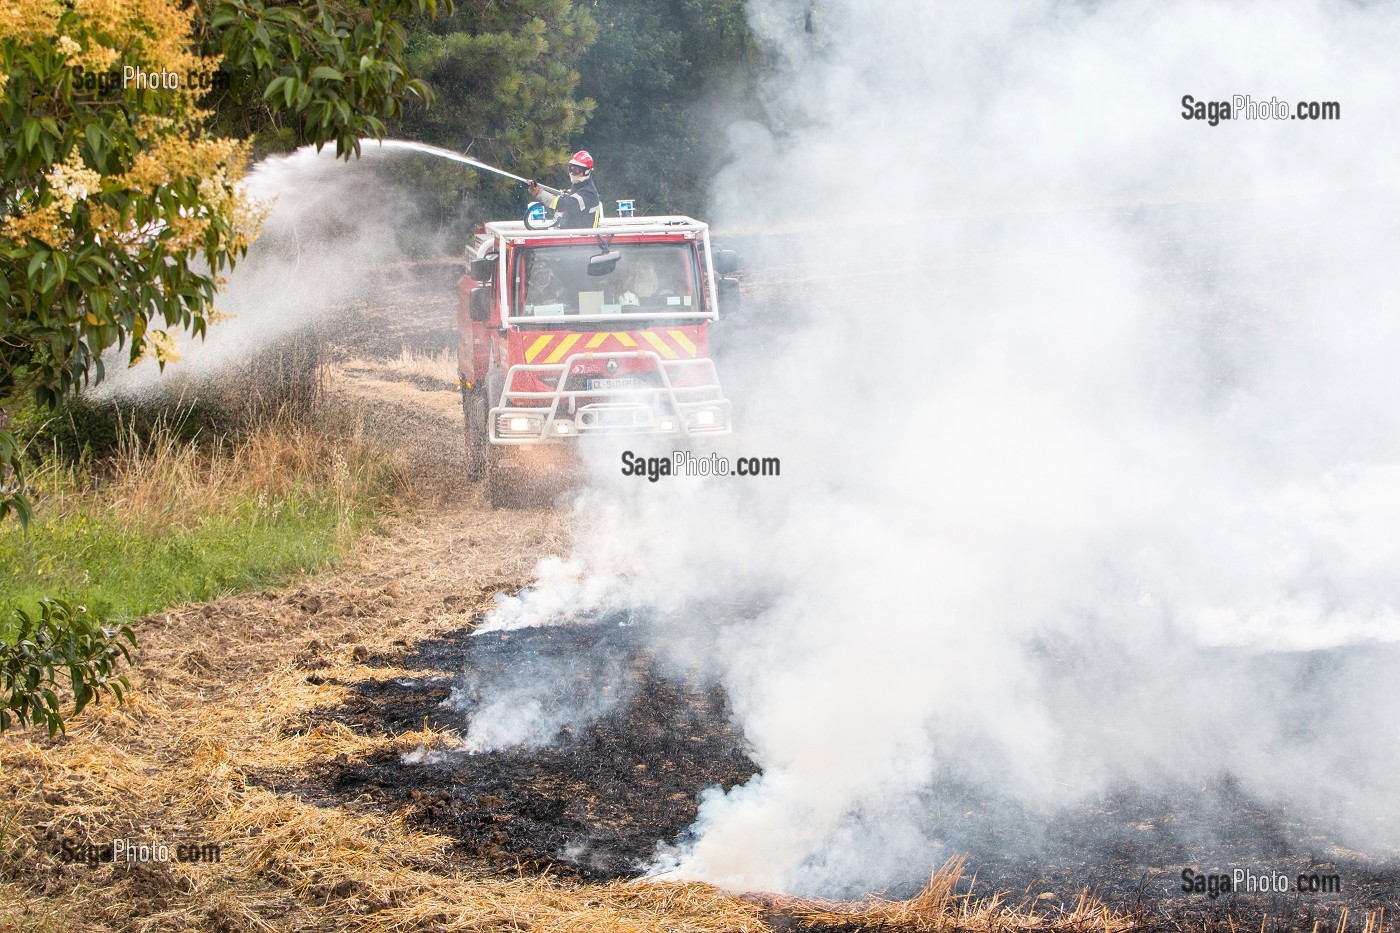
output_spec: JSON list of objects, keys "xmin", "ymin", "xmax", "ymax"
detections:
[
  {"xmin": 525, "ymin": 257, "xmax": 566, "ymax": 310},
  {"xmin": 620, "ymin": 256, "xmax": 681, "ymax": 309}
]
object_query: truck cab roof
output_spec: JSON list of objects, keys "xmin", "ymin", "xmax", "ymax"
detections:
[{"xmin": 481, "ymin": 215, "xmax": 711, "ymax": 241}]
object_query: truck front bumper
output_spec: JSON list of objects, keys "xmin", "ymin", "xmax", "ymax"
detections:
[{"xmin": 489, "ymin": 350, "xmax": 732, "ymax": 444}]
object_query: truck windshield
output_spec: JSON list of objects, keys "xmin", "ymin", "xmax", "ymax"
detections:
[{"xmin": 516, "ymin": 243, "xmax": 698, "ymax": 318}]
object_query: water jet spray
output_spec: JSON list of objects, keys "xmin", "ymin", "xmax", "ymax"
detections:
[{"xmin": 369, "ymin": 140, "xmax": 565, "ymax": 227}]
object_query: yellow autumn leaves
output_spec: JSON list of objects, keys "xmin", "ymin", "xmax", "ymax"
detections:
[
  {"xmin": 2, "ymin": 0, "xmax": 266, "ymax": 365},
  {"xmin": 3, "ymin": 151, "xmax": 102, "ymax": 248},
  {"xmin": 1, "ymin": 0, "xmax": 263, "ymax": 253},
  {"xmin": 2, "ymin": 0, "xmax": 208, "ymax": 79}
]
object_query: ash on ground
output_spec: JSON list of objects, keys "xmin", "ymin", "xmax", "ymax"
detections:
[
  {"xmin": 268, "ymin": 616, "xmax": 1400, "ymax": 931},
  {"xmin": 276, "ymin": 619, "xmax": 757, "ymax": 880}
]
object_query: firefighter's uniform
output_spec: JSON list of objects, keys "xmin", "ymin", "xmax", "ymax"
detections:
[{"xmin": 538, "ymin": 176, "xmax": 602, "ymax": 229}]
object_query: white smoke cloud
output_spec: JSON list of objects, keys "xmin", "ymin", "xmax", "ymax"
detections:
[{"xmin": 473, "ymin": 0, "xmax": 1400, "ymax": 896}]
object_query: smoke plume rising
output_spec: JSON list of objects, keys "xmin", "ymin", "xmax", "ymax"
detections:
[{"xmin": 465, "ymin": 0, "xmax": 1400, "ymax": 897}]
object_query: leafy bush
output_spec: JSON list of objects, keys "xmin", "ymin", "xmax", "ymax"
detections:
[
  {"xmin": 0, "ymin": 597, "xmax": 135, "ymax": 737},
  {"xmin": 0, "ymin": 0, "xmax": 446, "ymax": 522}
]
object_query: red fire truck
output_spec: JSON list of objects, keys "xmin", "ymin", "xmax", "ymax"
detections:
[{"xmin": 455, "ymin": 215, "xmax": 741, "ymax": 506}]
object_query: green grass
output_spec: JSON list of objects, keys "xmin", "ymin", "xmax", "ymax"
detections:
[
  {"xmin": 3, "ymin": 493, "xmax": 353, "ymax": 623},
  {"xmin": 0, "ymin": 404, "xmax": 406, "ymax": 627}
]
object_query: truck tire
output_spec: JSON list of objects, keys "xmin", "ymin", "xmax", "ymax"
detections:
[
  {"xmin": 481, "ymin": 370, "xmax": 547, "ymax": 508},
  {"xmin": 485, "ymin": 445, "xmax": 527, "ymax": 509},
  {"xmin": 463, "ymin": 386, "xmax": 487, "ymax": 481}
]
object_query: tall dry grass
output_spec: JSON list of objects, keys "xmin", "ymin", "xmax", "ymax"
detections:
[
  {"xmin": 114, "ymin": 407, "xmax": 400, "ymax": 531},
  {"xmin": 26, "ymin": 404, "xmax": 404, "ymax": 535},
  {"xmin": 382, "ymin": 344, "xmax": 459, "ymax": 386},
  {"xmin": 773, "ymin": 856, "xmax": 1138, "ymax": 932}
]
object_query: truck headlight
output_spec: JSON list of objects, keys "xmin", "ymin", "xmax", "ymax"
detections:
[
  {"xmin": 686, "ymin": 407, "xmax": 726, "ymax": 430},
  {"xmin": 499, "ymin": 415, "xmax": 543, "ymax": 435}
]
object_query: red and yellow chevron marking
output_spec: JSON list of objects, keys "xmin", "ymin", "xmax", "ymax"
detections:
[
  {"xmin": 584, "ymin": 331, "xmax": 638, "ymax": 349},
  {"xmin": 667, "ymin": 330, "xmax": 698, "ymax": 356},
  {"xmin": 521, "ymin": 328, "xmax": 705, "ymax": 363},
  {"xmin": 542, "ymin": 333, "xmax": 582, "ymax": 364},
  {"xmin": 524, "ymin": 334, "xmax": 554, "ymax": 363}
]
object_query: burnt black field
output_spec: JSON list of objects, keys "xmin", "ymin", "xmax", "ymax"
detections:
[{"xmin": 258, "ymin": 611, "xmax": 1400, "ymax": 932}]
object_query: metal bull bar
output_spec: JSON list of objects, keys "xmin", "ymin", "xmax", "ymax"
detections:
[{"xmin": 489, "ymin": 350, "xmax": 731, "ymax": 443}]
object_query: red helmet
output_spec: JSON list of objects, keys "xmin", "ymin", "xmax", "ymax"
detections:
[{"xmin": 568, "ymin": 150, "xmax": 594, "ymax": 173}]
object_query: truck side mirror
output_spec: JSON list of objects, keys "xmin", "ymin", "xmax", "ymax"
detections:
[
  {"xmin": 469, "ymin": 285, "xmax": 493, "ymax": 323},
  {"xmin": 470, "ymin": 255, "xmax": 496, "ymax": 282},
  {"xmin": 712, "ymin": 249, "xmax": 740, "ymax": 276},
  {"xmin": 718, "ymin": 277, "xmax": 740, "ymax": 318}
]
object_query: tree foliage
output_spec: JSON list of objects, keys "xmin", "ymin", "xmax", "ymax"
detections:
[
  {"xmin": 574, "ymin": 0, "xmax": 762, "ymax": 217},
  {"xmin": 200, "ymin": 0, "xmax": 447, "ymax": 158},
  {"xmin": 388, "ymin": 0, "xmax": 764, "ymax": 225},
  {"xmin": 1, "ymin": 0, "xmax": 448, "ymax": 732},
  {"xmin": 393, "ymin": 0, "xmax": 598, "ymax": 222},
  {"xmin": 1, "ymin": 0, "xmax": 452, "ymax": 522},
  {"xmin": 1, "ymin": 0, "xmax": 263, "ymax": 523}
]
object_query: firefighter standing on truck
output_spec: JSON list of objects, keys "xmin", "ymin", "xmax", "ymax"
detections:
[{"xmin": 528, "ymin": 151, "xmax": 602, "ymax": 229}]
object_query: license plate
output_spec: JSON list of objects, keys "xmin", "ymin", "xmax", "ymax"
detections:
[{"xmin": 587, "ymin": 377, "xmax": 641, "ymax": 391}]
